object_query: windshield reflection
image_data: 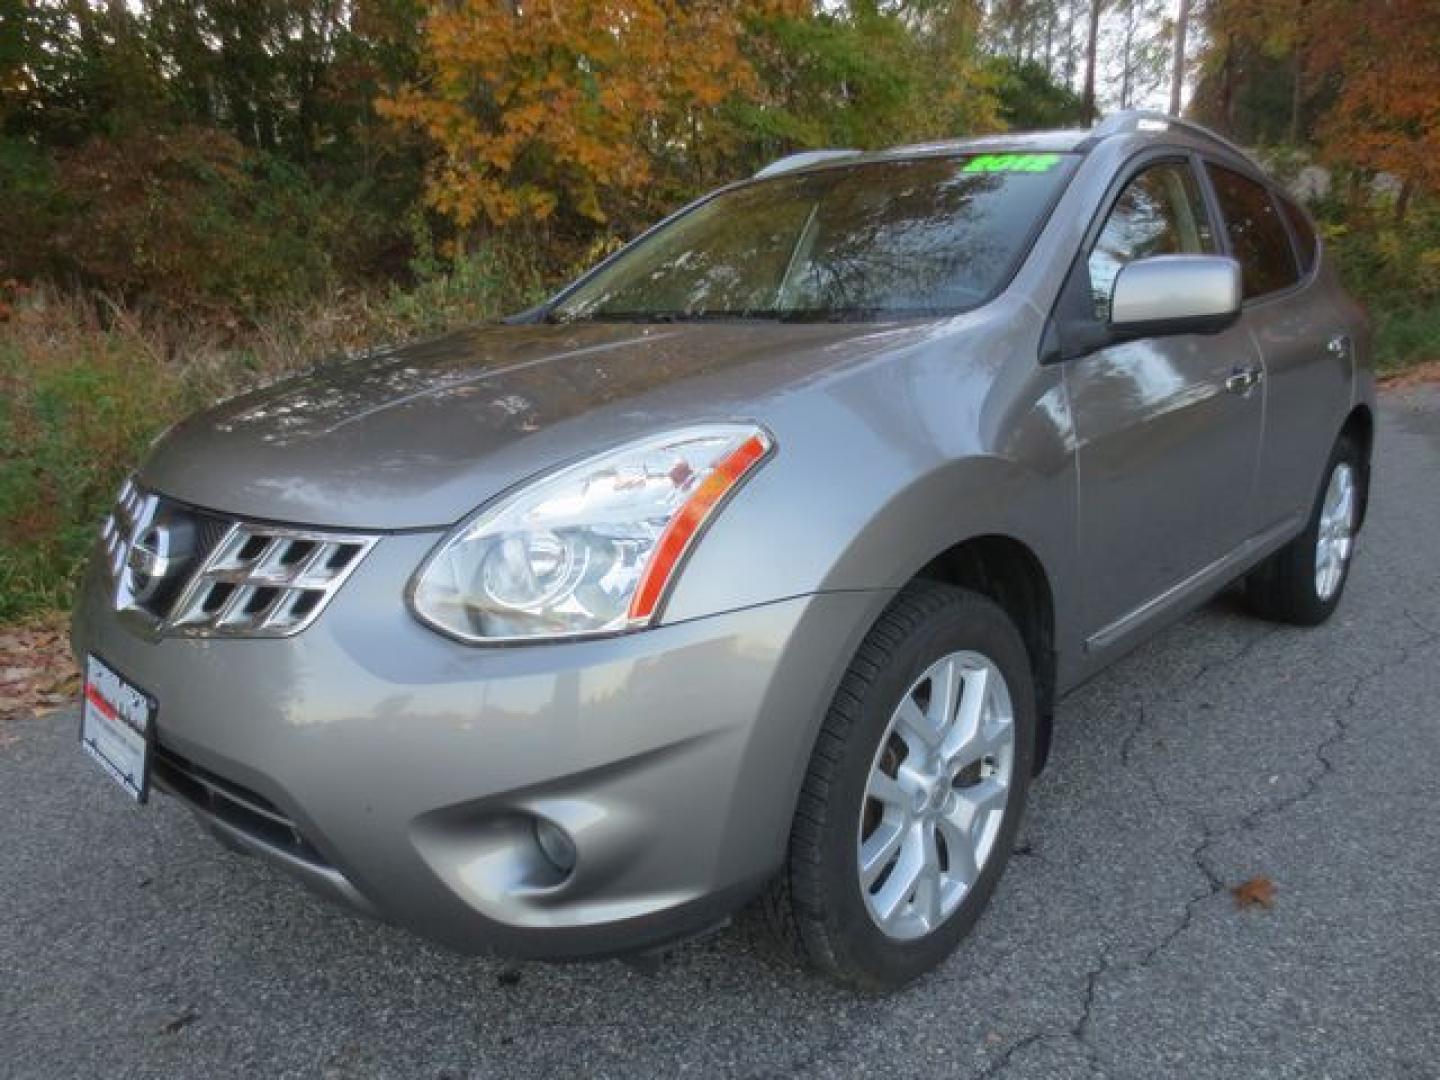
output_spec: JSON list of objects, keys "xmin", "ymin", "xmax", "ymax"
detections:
[{"xmin": 554, "ymin": 156, "xmax": 1076, "ymax": 323}]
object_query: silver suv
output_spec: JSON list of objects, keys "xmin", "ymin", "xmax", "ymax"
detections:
[{"xmin": 73, "ymin": 112, "xmax": 1373, "ymax": 989}]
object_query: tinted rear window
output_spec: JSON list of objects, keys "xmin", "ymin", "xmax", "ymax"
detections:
[
  {"xmin": 1206, "ymin": 164, "xmax": 1301, "ymax": 299},
  {"xmin": 554, "ymin": 154, "xmax": 1078, "ymax": 321}
]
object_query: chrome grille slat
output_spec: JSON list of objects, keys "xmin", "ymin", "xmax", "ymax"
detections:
[
  {"xmin": 101, "ymin": 479, "xmax": 378, "ymax": 640},
  {"xmin": 213, "ymin": 582, "xmax": 256, "ymax": 626}
]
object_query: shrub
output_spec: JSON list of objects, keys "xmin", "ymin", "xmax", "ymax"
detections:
[
  {"xmin": 1305, "ymin": 176, "xmax": 1440, "ymax": 375},
  {"xmin": 0, "ymin": 247, "xmax": 554, "ymax": 621},
  {"xmin": 45, "ymin": 129, "xmax": 342, "ymax": 316}
]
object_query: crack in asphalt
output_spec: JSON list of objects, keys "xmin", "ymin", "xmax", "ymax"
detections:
[
  {"xmin": 1186, "ymin": 624, "xmax": 1285, "ymax": 687},
  {"xmin": 983, "ymin": 609, "xmax": 1440, "ymax": 1079},
  {"xmin": 975, "ymin": 1031, "xmax": 1053, "ymax": 1079}
]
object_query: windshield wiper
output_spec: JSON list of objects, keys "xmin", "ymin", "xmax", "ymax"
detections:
[{"xmin": 555, "ymin": 310, "xmax": 787, "ymax": 324}]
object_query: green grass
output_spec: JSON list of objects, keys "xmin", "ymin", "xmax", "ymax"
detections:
[
  {"xmin": 0, "ymin": 250, "xmax": 550, "ymax": 622},
  {"xmin": 1372, "ymin": 305, "xmax": 1440, "ymax": 377}
]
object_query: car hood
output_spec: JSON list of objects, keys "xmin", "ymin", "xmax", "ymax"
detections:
[{"xmin": 142, "ymin": 320, "xmax": 937, "ymax": 529}]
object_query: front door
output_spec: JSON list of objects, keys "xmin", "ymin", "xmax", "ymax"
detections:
[{"xmin": 1064, "ymin": 158, "xmax": 1265, "ymax": 646}]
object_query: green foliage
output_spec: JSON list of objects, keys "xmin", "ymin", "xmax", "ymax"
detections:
[
  {"xmin": 743, "ymin": 11, "xmax": 933, "ymax": 150},
  {"xmin": 380, "ymin": 231, "xmax": 551, "ymax": 337},
  {"xmin": 733, "ymin": 2, "xmax": 1003, "ymax": 162},
  {"xmin": 0, "ymin": 251, "xmax": 553, "ymax": 620},
  {"xmin": 1316, "ymin": 191, "xmax": 1440, "ymax": 374},
  {"xmin": 988, "ymin": 57, "xmax": 1086, "ymax": 129},
  {"xmin": 1370, "ymin": 307, "xmax": 1440, "ymax": 377},
  {"xmin": 0, "ymin": 137, "xmax": 67, "ymax": 275},
  {"xmin": 5, "ymin": 128, "xmax": 359, "ymax": 316},
  {"xmin": 0, "ymin": 318, "xmax": 180, "ymax": 619}
]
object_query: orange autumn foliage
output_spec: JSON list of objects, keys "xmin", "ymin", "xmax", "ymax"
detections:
[
  {"xmin": 379, "ymin": 1, "xmax": 803, "ymax": 230},
  {"xmin": 1308, "ymin": 0, "xmax": 1440, "ymax": 198}
]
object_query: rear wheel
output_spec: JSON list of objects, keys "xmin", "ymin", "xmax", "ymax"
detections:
[
  {"xmin": 766, "ymin": 582, "xmax": 1035, "ymax": 990},
  {"xmin": 1246, "ymin": 435, "xmax": 1365, "ymax": 626}
]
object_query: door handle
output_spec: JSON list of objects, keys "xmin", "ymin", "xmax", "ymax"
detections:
[{"xmin": 1225, "ymin": 366, "xmax": 1263, "ymax": 395}]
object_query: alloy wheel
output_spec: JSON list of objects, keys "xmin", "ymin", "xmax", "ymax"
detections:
[
  {"xmin": 1316, "ymin": 462, "xmax": 1357, "ymax": 602},
  {"xmin": 856, "ymin": 650, "xmax": 1016, "ymax": 941}
]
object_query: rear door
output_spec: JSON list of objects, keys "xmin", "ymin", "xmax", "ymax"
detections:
[
  {"xmin": 1204, "ymin": 165, "xmax": 1354, "ymax": 527},
  {"xmin": 1064, "ymin": 155, "xmax": 1266, "ymax": 648}
]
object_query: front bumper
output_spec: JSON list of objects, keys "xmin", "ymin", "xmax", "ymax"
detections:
[{"xmin": 73, "ymin": 530, "xmax": 884, "ymax": 959}]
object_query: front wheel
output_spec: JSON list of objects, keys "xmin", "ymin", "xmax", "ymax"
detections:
[
  {"xmin": 1246, "ymin": 435, "xmax": 1365, "ymax": 626},
  {"xmin": 766, "ymin": 582, "xmax": 1036, "ymax": 990}
]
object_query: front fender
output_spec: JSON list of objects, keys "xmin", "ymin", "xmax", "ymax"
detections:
[{"xmin": 663, "ymin": 334, "xmax": 1080, "ymax": 665}]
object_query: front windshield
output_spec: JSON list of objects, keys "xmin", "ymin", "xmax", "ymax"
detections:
[{"xmin": 553, "ymin": 153, "xmax": 1077, "ymax": 323}]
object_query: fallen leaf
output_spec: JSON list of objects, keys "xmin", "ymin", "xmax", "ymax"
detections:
[
  {"xmin": 1379, "ymin": 359, "xmax": 1440, "ymax": 390},
  {"xmin": 0, "ymin": 613, "xmax": 79, "ymax": 724},
  {"xmin": 1232, "ymin": 875, "xmax": 1277, "ymax": 910}
]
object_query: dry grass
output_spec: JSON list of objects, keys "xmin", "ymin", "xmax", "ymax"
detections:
[{"xmin": 1379, "ymin": 358, "xmax": 1440, "ymax": 390}]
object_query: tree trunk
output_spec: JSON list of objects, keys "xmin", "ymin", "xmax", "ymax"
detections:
[
  {"xmin": 1082, "ymin": 0, "xmax": 1103, "ymax": 122},
  {"xmin": 1169, "ymin": 0, "xmax": 1191, "ymax": 116},
  {"xmin": 1044, "ymin": 5, "xmax": 1055, "ymax": 77},
  {"xmin": 1288, "ymin": 47, "xmax": 1303, "ymax": 143},
  {"xmin": 1120, "ymin": 1, "xmax": 1137, "ymax": 110},
  {"xmin": 1395, "ymin": 177, "xmax": 1414, "ymax": 224},
  {"xmin": 1063, "ymin": 0, "xmax": 1080, "ymax": 89},
  {"xmin": 1288, "ymin": 0, "xmax": 1308, "ymax": 143},
  {"xmin": 1217, "ymin": 32, "xmax": 1239, "ymax": 135}
]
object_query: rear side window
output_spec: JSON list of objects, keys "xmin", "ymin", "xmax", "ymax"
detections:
[
  {"xmin": 1278, "ymin": 195, "xmax": 1318, "ymax": 277},
  {"xmin": 1088, "ymin": 161, "xmax": 1218, "ymax": 319},
  {"xmin": 1206, "ymin": 164, "xmax": 1300, "ymax": 299}
]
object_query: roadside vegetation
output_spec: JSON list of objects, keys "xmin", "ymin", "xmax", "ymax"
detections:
[{"xmin": 2, "ymin": 0, "xmax": 1437, "ymax": 624}]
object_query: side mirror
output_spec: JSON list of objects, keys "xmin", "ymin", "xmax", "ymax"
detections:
[{"xmin": 1109, "ymin": 255, "xmax": 1242, "ymax": 338}]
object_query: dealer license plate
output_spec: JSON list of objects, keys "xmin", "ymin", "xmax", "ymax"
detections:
[{"xmin": 79, "ymin": 654, "xmax": 155, "ymax": 802}]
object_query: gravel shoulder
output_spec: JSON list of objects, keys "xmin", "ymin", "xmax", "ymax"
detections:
[{"xmin": 4, "ymin": 386, "xmax": 1439, "ymax": 1080}]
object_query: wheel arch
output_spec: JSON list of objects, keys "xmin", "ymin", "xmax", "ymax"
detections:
[
  {"xmin": 911, "ymin": 534, "xmax": 1058, "ymax": 774},
  {"xmin": 1339, "ymin": 402, "xmax": 1374, "ymax": 528}
]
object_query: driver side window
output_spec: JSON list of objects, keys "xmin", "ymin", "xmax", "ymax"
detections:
[{"xmin": 1088, "ymin": 162, "xmax": 1217, "ymax": 319}]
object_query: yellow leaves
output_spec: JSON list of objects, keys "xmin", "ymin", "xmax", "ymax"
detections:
[{"xmin": 382, "ymin": 0, "xmax": 763, "ymax": 230}]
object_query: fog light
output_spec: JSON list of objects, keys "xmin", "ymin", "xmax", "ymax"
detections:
[{"xmin": 533, "ymin": 818, "xmax": 577, "ymax": 875}]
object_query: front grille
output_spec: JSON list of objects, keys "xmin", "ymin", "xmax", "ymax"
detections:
[
  {"xmin": 165, "ymin": 524, "xmax": 376, "ymax": 637},
  {"xmin": 152, "ymin": 742, "xmax": 330, "ymax": 868},
  {"xmin": 101, "ymin": 479, "xmax": 378, "ymax": 639}
]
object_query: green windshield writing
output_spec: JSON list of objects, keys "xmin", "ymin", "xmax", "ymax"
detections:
[{"xmin": 962, "ymin": 152, "xmax": 1062, "ymax": 174}]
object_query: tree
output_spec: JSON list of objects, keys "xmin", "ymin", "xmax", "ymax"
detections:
[
  {"xmin": 1190, "ymin": 0, "xmax": 1314, "ymax": 141},
  {"xmin": 1309, "ymin": 0, "xmax": 1440, "ymax": 218},
  {"xmin": 379, "ymin": 1, "xmax": 787, "ymax": 231},
  {"xmin": 989, "ymin": 55, "xmax": 1085, "ymax": 127},
  {"xmin": 1104, "ymin": 0, "xmax": 1168, "ymax": 110}
]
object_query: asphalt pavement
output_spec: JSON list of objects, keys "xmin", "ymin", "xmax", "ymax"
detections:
[{"xmin": 4, "ymin": 385, "xmax": 1439, "ymax": 1080}]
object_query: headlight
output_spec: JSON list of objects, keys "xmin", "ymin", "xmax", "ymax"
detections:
[{"xmin": 409, "ymin": 424, "xmax": 774, "ymax": 643}]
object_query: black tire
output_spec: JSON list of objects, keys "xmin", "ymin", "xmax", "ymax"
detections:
[
  {"xmin": 764, "ymin": 581, "xmax": 1036, "ymax": 991},
  {"xmin": 1245, "ymin": 435, "xmax": 1366, "ymax": 626}
]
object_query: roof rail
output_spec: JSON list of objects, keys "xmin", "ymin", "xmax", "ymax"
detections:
[
  {"xmin": 1090, "ymin": 110, "xmax": 1260, "ymax": 167},
  {"xmin": 754, "ymin": 149, "xmax": 860, "ymax": 179}
]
